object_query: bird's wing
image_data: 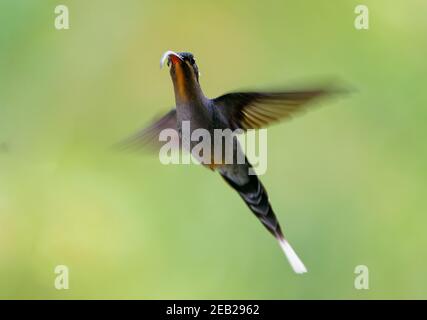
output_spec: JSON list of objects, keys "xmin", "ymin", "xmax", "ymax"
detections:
[
  {"xmin": 213, "ymin": 88, "xmax": 330, "ymax": 130},
  {"xmin": 117, "ymin": 108, "xmax": 178, "ymax": 151}
]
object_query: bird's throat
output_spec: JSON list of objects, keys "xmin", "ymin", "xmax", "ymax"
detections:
[
  {"xmin": 172, "ymin": 63, "xmax": 202, "ymax": 104},
  {"xmin": 174, "ymin": 64, "xmax": 188, "ymax": 101}
]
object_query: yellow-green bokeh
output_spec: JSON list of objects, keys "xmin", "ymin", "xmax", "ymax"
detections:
[{"xmin": 0, "ymin": 0, "xmax": 426, "ymax": 299}]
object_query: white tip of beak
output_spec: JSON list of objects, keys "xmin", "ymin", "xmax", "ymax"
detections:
[
  {"xmin": 160, "ymin": 50, "xmax": 183, "ymax": 69},
  {"xmin": 278, "ymin": 237, "xmax": 308, "ymax": 274}
]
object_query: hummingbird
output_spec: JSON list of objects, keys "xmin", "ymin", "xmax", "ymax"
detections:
[{"xmin": 122, "ymin": 50, "xmax": 336, "ymax": 274}]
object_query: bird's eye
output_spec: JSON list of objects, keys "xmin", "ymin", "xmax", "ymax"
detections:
[{"xmin": 189, "ymin": 57, "xmax": 195, "ymax": 64}]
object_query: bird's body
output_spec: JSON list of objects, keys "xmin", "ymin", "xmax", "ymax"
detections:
[{"xmin": 122, "ymin": 50, "xmax": 336, "ymax": 274}]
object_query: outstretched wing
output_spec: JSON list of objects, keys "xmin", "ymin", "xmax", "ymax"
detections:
[
  {"xmin": 213, "ymin": 88, "xmax": 330, "ymax": 130},
  {"xmin": 117, "ymin": 108, "xmax": 178, "ymax": 151}
]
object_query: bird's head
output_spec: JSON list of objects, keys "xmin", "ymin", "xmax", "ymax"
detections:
[
  {"xmin": 160, "ymin": 51, "xmax": 200, "ymax": 82},
  {"xmin": 160, "ymin": 51, "xmax": 201, "ymax": 101}
]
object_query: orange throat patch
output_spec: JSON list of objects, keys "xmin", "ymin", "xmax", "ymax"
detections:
[{"xmin": 174, "ymin": 63, "xmax": 188, "ymax": 101}]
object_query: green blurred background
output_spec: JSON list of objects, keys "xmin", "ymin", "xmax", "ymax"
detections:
[{"xmin": 0, "ymin": 0, "xmax": 426, "ymax": 299}]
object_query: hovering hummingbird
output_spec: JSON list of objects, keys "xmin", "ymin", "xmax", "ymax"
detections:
[{"xmin": 122, "ymin": 50, "xmax": 337, "ymax": 274}]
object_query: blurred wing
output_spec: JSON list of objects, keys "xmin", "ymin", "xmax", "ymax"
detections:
[
  {"xmin": 117, "ymin": 108, "xmax": 178, "ymax": 151},
  {"xmin": 213, "ymin": 89, "xmax": 330, "ymax": 130}
]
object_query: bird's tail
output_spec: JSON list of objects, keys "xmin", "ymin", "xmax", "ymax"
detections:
[{"xmin": 221, "ymin": 172, "xmax": 307, "ymax": 274}]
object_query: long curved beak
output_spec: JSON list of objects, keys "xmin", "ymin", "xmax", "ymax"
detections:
[{"xmin": 160, "ymin": 50, "xmax": 183, "ymax": 68}]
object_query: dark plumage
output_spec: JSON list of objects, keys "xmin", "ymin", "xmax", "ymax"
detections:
[{"xmin": 121, "ymin": 51, "xmax": 339, "ymax": 273}]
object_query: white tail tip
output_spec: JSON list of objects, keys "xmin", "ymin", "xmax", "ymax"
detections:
[{"xmin": 278, "ymin": 238, "xmax": 308, "ymax": 274}]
